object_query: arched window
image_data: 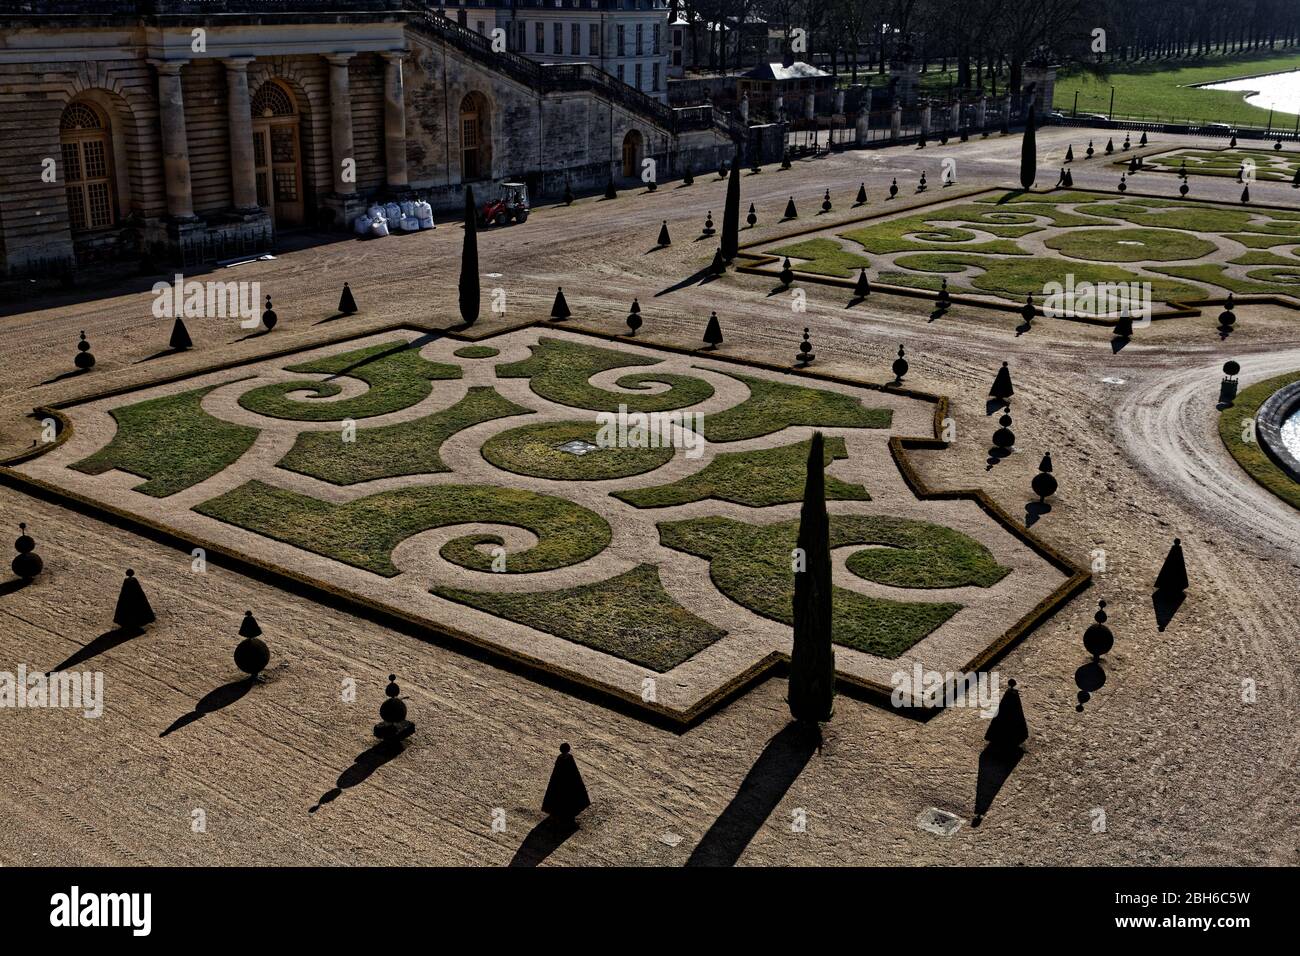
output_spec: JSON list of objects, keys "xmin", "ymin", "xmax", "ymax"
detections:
[
  {"xmin": 60, "ymin": 101, "xmax": 116, "ymax": 232},
  {"xmin": 251, "ymin": 81, "xmax": 295, "ymax": 119},
  {"xmin": 460, "ymin": 92, "xmax": 491, "ymax": 181}
]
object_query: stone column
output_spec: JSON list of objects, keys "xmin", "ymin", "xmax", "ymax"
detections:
[
  {"xmin": 920, "ymin": 104, "xmax": 931, "ymax": 135},
  {"xmin": 325, "ymin": 53, "xmax": 356, "ymax": 196},
  {"xmin": 738, "ymin": 91, "xmax": 749, "ymax": 125},
  {"xmin": 804, "ymin": 91, "xmax": 815, "ymax": 120},
  {"xmin": 976, "ymin": 95, "xmax": 987, "ymax": 129},
  {"xmin": 855, "ymin": 109, "xmax": 870, "ymax": 146},
  {"xmin": 380, "ymin": 51, "xmax": 409, "ymax": 189},
  {"xmin": 834, "ymin": 89, "xmax": 845, "ymax": 114},
  {"xmin": 222, "ymin": 57, "xmax": 259, "ymax": 213},
  {"xmin": 1000, "ymin": 96, "xmax": 1012, "ymax": 130},
  {"xmin": 890, "ymin": 102, "xmax": 902, "ymax": 141},
  {"xmin": 151, "ymin": 59, "xmax": 196, "ymax": 220}
]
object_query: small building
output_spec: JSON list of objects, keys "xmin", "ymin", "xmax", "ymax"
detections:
[{"xmin": 737, "ymin": 61, "xmax": 833, "ymax": 119}]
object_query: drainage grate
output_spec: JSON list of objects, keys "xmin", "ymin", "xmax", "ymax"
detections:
[
  {"xmin": 916, "ymin": 807, "xmax": 965, "ymax": 836},
  {"xmin": 555, "ymin": 439, "xmax": 600, "ymax": 456}
]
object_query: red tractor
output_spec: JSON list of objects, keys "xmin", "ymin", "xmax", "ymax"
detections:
[{"xmin": 478, "ymin": 182, "xmax": 530, "ymax": 226}]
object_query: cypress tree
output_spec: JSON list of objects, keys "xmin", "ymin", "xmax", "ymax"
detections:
[
  {"xmin": 721, "ymin": 153, "xmax": 741, "ymax": 261},
  {"xmin": 1020, "ymin": 96, "xmax": 1037, "ymax": 190},
  {"xmin": 789, "ymin": 432, "xmax": 835, "ymax": 724},
  {"xmin": 459, "ymin": 186, "xmax": 480, "ymax": 327}
]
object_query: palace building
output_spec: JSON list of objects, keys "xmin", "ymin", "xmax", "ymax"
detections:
[{"xmin": 0, "ymin": 1, "xmax": 734, "ymax": 279}]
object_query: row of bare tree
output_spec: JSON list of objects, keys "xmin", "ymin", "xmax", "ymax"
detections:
[{"xmin": 676, "ymin": 0, "xmax": 1300, "ymax": 94}]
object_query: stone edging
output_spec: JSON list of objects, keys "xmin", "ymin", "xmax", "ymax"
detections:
[
  {"xmin": 0, "ymin": 317, "xmax": 1091, "ymax": 728},
  {"xmin": 1255, "ymin": 380, "xmax": 1300, "ymax": 480}
]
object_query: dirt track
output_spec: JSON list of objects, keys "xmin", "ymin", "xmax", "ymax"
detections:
[{"xmin": 0, "ymin": 127, "xmax": 1297, "ymax": 866}]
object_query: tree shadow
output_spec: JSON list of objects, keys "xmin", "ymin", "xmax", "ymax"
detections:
[
  {"xmin": 0, "ymin": 578, "xmax": 33, "ymax": 598},
  {"xmin": 313, "ymin": 311, "xmax": 349, "ymax": 326},
  {"xmin": 50, "ymin": 625, "xmax": 146, "ymax": 673},
  {"xmin": 134, "ymin": 348, "xmax": 188, "ymax": 364},
  {"xmin": 1110, "ymin": 335, "xmax": 1130, "ymax": 354},
  {"xmin": 985, "ymin": 446, "xmax": 1012, "ymax": 470},
  {"xmin": 929, "ymin": 305, "xmax": 948, "ymax": 322},
  {"xmin": 971, "ymin": 744, "xmax": 1023, "ymax": 827},
  {"xmin": 233, "ymin": 328, "xmax": 272, "ymax": 343},
  {"xmin": 507, "ymin": 815, "xmax": 578, "ymax": 867},
  {"xmin": 1074, "ymin": 660, "xmax": 1107, "ymax": 711},
  {"xmin": 1024, "ymin": 500, "xmax": 1051, "ymax": 527},
  {"xmin": 1152, "ymin": 589, "xmax": 1186, "ymax": 632},
  {"xmin": 985, "ymin": 398, "xmax": 1007, "ymax": 416},
  {"xmin": 1014, "ymin": 319, "xmax": 1033, "ymax": 337},
  {"xmin": 309, "ymin": 739, "xmax": 405, "ymax": 813},
  {"xmin": 159, "ymin": 675, "xmax": 257, "ymax": 737},
  {"xmin": 684, "ymin": 722, "xmax": 820, "ymax": 867},
  {"xmin": 654, "ymin": 265, "xmax": 716, "ymax": 297},
  {"xmin": 39, "ymin": 367, "xmax": 91, "ymax": 387}
]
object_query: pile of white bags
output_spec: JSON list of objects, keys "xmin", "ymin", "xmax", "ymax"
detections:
[{"xmin": 354, "ymin": 198, "xmax": 435, "ymax": 236}]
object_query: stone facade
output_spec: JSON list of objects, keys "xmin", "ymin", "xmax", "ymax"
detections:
[{"xmin": 0, "ymin": 2, "xmax": 733, "ymax": 278}]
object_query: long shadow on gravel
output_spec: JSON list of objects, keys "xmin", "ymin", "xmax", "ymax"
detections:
[{"xmin": 685, "ymin": 722, "xmax": 820, "ymax": 867}]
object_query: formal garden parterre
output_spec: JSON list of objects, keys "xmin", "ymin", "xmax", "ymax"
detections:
[
  {"xmin": 747, "ymin": 187, "xmax": 1300, "ymax": 311},
  {"xmin": 7, "ymin": 324, "xmax": 1074, "ymax": 722}
]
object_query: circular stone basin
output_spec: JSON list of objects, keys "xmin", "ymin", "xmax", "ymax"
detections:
[
  {"xmin": 481, "ymin": 419, "xmax": 674, "ymax": 480},
  {"xmin": 1254, "ymin": 380, "xmax": 1300, "ymax": 481},
  {"xmin": 1045, "ymin": 227, "xmax": 1217, "ymax": 263}
]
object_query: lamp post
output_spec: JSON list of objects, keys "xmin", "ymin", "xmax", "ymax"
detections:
[
  {"xmin": 1072, "ymin": 90, "xmax": 1078, "ymax": 117},
  {"xmin": 1108, "ymin": 86, "xmax": 1115, "ymax": 121}
]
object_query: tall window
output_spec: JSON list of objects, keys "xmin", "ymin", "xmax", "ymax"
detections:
[
  {"xmin": 589, "ymin": 23, "xmax": 600, "ymax": 56},
  {"xmin": 554, "ymin": 22, "xmax": 563, "ymax": 54},
  {"xmin": 616, "ymin": 24, "xmax": 625, "ymax": 56},
  {"xmin": 635, "ymin": 62, "xmax": 643, "ymax": 90},
  {"xmin": 572, "ymin": 22, "xmax": 582, "ymax": 56},
  {"xmin": 60, "ymin": 101, "xmax": 115, "ymax": 232},
  {"xmin": 653, "ymin": 23, "xmax": 661, "ymax": 55},
  {"xmin": 616, "ymin": 64, "xmax": 625, "ymax": 83},
  {"xmin": 635, "ymin": 23, "xmax": 643, "ymax": 55},
  {"xmin": 535, "ymin": 22, "xmax": 544, "ymax": 53},
  {"xmin": 652, "ymin": 62, "xmax": 661, "ymax": 91}
]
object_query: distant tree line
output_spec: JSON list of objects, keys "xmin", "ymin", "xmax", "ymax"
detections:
[{"xmin": 674, "ymin": 0, "xmax": 1300, "ymax": 94}]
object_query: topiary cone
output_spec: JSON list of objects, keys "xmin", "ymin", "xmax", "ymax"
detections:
[
  {"xmin": 338, "ymin": 282, "xmax": 358, "ymax": 315},
  {"xmin": 169, "ymin": 317, "xmax": 193, "ymax": 351}
]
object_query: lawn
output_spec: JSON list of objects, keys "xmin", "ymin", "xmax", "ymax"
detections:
[
  {"xmin": 616, "ymin": 436, "xmax": 870, "ymax": 508},
  {"xmin": 1054, "ymin": 52, "xmax": 1300, "ymax": 126},
  {"xmin": 498, "ymin": 337, "xmax": 714, "ymax": 413},
  {"xmin": 700, "ymin": 370, "xmax": 892, "ymax": 442},
  {"xmin": 277, "ymin": 386, "xmax": 530, "ymax": 485},
  {"xmin": 482, "ymin": 419, "xmax": 675, "ymax": 480},
  {"xmin": 658, "ymin": 514, "xmax": 1008, "ymax": 658},
  {"xmin": 433, "ymin": 564, "xmax": 727, "ymax": 672},
  {"xmin": 70, "ymin": 385, "xmax": 260, "ymax": 497},
  {"xmin": 1219, "ymin": 370, "xmax": 1300, "ymax": 512},
  {"xmin": 195, "ymin": 479, "xmax": 611, "ymax": 576},
  {"xmin": 239, "ymin": 340, "xmax": 461, "ymax": 422}
]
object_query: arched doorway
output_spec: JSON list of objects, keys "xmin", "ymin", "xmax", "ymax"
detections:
[
  {"xmin": 459, "ymin": 92, "xmax": 491, "ymax": 182},
  {"xmin": 60, "ymin": 101, "xmax": 117, "ymax": 232},
  {"xmin": 250, "ymin": 80, "xmax": 303, "ymax": 226},
  {"xmin": 621, "ymin": 129, "xmax": 644, "ymax": 179}
]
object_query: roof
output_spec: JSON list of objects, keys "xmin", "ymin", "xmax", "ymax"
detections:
[{"xmin": 742, "ymin": 62, "xmax": 830, "ymax": 81}]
